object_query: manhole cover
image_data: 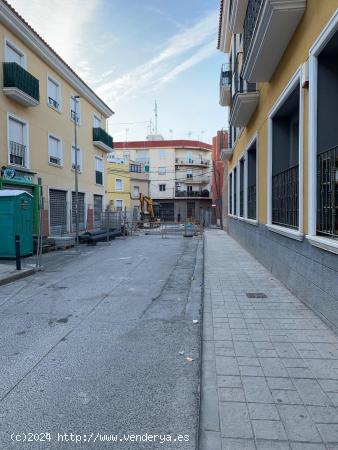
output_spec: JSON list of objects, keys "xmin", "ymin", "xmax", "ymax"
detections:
[{"xmin": 246, "ymin": 292, "xmax": 267, "ymax": 299}]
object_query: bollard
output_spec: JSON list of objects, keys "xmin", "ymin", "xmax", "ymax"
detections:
[{"xmin": 15, "ymin": 235, "xmax": 21, "ymax": 270}]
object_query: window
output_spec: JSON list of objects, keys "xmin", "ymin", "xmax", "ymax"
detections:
[
  {"xmin": 93, "ymin": 115, "xmax": 101, "ymax": 128},
  {"xmin": 159, "ymin": 184, "xmax": 166, "ymax": 192},
  {"xmin": 47, "ymin": 76, "xmax": 61, "ymax": 111},
  {"xmin": 247, "ymin": 142, "xmax": 257, "ymax": 220},
  {"xmin": 187, "ymin": 169, "xmax": 193, "ymax": 178},
  {"xmin": 187, "ymin": 185, "xmax": 193, "ymax": 193},
  {"xmin": 5, "ymin": 39, "xmax": 25, "ymax": 67},
  {"xmin": 158, "ymin": 167, "xmax": 166, "ymax": 175},
  {"xmin": 229, "ymin": 172, "xmax": 233, "ymax": 214},
  {"xmin": 115, "ymin": 200, "xmax": 123, "ymax": 211},
  {"xmin": 239, "ymin": 157, "xmax": 245, "ymax": 217},
  {"xmin": 95, "ymin": 156, "xmax": 103, "ymax": 185},
  {"xmin": 233, "ymin": 166, "xmax": 237, "ymax": 216},
  {"xmin": 130, "ymin": 163, "xmax": 141, "ymax": 173},
  {"xmin": 8, "ymin": 116, "xmax": 27, "ymax": 167},
  {"xmin": 186, "ymin": 151, "xmax": 193, "ymax": 163},
  {"xmin": 135, "ymin": 151, "xmax": 149, "ymax": 164},
  {"xmin": 115, "ymin": 178, "xmax": 123, "ymax": 191},
  {"xmin": 70, "ymin": 96, "xmax": 80, "ymax": 124},
  {"xmin": 133, "ymin": 186, "xmax": 140, "ymax": 197},
  {"xmin": 48, "ymin": 135, "xmax": 63, "ymax": 166},
  {"xmin": 159, "ymin": 149, "xmax": 166, "ymax": 159},
  {"xmin": 271, "ymin": 84, "xmax": 300, "ymax": 229},
  {"xmin": 71, "ymin": 146, "xmax": 82, "ymax": 172}
]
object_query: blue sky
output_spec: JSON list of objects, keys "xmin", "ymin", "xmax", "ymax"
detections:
[{"xmin": 10, "ymin": 0, "xmax": 226, "ymax": 143}]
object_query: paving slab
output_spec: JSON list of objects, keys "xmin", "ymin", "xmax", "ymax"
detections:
[{"xmin": 199, "ymin": 230, "xmax": 338, "ymax": 449}]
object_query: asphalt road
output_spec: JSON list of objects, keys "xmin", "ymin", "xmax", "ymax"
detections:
[{"xmin": 0, "ymin": 234, "xmax": 203, "ymax": 450}]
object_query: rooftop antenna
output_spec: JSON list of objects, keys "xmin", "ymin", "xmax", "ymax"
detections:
[
  {"xmin": 169, "ymin": 129, "xmax": 173, "ymax": 140},
  {"xmin": 154, "ymin": 100, "xmax": 158, "ymax": 135}
]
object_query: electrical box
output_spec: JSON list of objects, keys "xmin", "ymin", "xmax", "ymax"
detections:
[{"xmin": 0, "ymin": 190, "xmax": 33, "ymax": 257}]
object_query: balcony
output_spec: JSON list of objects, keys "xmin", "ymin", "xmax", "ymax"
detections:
[
  {"xmin": 242, "ymin": 0, "xmax": 307, "ymax": 83},
  {"xmin": 175, "ymin": 158, "xmax": 210, "ymax": 167},
  {"xmin": 3, "ymin": 62, "xmax": 40, "ymax": 107},
  {"xmin": 93, "ymin": 127, "xmax": 114, "ymax": 153},
  {"xmin": 219, "ymin": 63, "xmax": 232, "ymax": 107},
  {"xmin": 230, "ymin": 71, "xmax": 259, "ymax": 127},
  {"xmin": 9, "ymin": 141, "xmax": 26, "ymax": 167},
  {"xmin": 181, "ymin": 175, "xmax": 210, "ymax": 184},
  {"xmin": 175, "ymin": 190, "xmax": 210, "ymax": 198},
  {"xmin": 228, "ymin": 0, "xmax": 249, "ymax": 33}
]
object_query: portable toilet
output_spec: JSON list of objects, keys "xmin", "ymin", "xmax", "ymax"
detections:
[{"xmin": 0, "ymin": 190, "xmax": 33, "ymax": 257}]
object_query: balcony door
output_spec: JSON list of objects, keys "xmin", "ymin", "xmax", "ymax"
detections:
[{"xmin": 8, "ymin": 116, "xmax": 27, "ymax": 168}]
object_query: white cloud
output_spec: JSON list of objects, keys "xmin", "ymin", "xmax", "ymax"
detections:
[
  {"xmin": 96, "ymin": 10, "xmax": 218, "ymax": 105},
  {"xmin": 8, "ymin": 0, "xmax": 101, "ymax": 75}
]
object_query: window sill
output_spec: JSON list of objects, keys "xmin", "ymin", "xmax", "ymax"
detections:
[
  {"xmin": 266, "ymin": 223, "xmax": 304, "ymax": 241},
  {"xmin": 95, "ymin": 184, "xmax": 103, "ymax": 187},
  {"xmin": 306, "ymin": 235, "xmax": 338, "ymax": 255},
  {"xmin": 245, "ymin": 218, "xmax": 258, "ymax": 226},
  {"xmin": 47, "ymin": 103, "xmax": 61, "ymax": 114},
  {"xmin": 48, "ymin": 162, "xmax": 63, "ymax": 168},
  {"xmin": 228, "ymin": 214, "xmax": 238, "ymax": 219}
]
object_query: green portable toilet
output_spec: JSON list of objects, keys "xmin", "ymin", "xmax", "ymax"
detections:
[{"xmin": 0, "ymin": 190, "xmax": 33, "ymax": 257}]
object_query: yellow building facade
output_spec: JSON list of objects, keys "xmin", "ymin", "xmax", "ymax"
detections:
[
  {"xmin": 0, "ymin": 1, "xmax": 114, "ymax": 234},
  {"xmin": 218, "ymin": 0, "xmax": 338, "ymax": 313},
  {"xmin": 106, "ymin": 158, "xmax": 131, "ymax": 211}
]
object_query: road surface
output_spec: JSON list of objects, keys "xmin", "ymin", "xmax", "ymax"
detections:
[{"xmin": 0, "ymin": 234, "xmax": 203, "ymax": 449}]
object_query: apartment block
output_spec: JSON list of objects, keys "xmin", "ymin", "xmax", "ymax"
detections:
[
  {"xmin": 218, "ymin": 0, "xmax": 338, "ymax": 316},
  {"xmin": 0, "ymin": 0, "xmax": 114, "ymax": 235},
  {"xmin": 114, "ymin": 140, "xmax": 212, "ymax": 222}
]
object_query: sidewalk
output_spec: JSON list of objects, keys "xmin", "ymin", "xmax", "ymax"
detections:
[
  {"xmin": 0, "ymin": 262, "xmax": 34, "ymax": 286},
  {"xmin": 200, "ymin": 229, "xmax": 338, "ymax": 450}
]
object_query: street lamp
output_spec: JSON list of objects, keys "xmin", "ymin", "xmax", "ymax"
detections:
[{"xmin": 73, "ymin": 95, "xmax": 80, "ymax": 251}]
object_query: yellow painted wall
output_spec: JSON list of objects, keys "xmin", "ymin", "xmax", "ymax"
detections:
[
  {"xmin": 228, "ymin": 0, "xmax": 338, "ymax": 231},
  {"xmin": 106, "ymin": 162, "xmax": 131, "ymax": 210},
  {"xmin": 0, "ymin": 22, "xmax": 111, "ymax": 214}
]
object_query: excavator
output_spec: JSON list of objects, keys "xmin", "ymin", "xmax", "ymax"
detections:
[{"xmin": 139, "ymin": 193, "xmax": 157, "ymax": 225}]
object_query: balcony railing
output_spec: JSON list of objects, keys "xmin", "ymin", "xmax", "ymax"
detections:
[
  {"xmin": 247, "ymin": 184, "xmax": 256, "ymax": 220},
  {"xmin": 48, "ymin": 96, "xmax": 59, "ymax": 109},
  {"xmin": 93, "ymin": 127, "xmax": 113, "ymax": 150},
  {"xmin": 9, "ymin": 140, "xmax": 26, "ymax": 167},
  {"xmin": 272, "ymin": 164, "xmax": 299, "ymax": 229},
  {"xmin": 175, "ymin": 158, "xmax": 210, "ymax": 166},
  {"xmin": 175, "ymin": 190, "xmax": 210, "ymax": 198},
  {"xmin": 317, "ymin": 146, "xmax": 338, "ymax": 239},
  {"xmin": 220, "ymin": 63, "xmax": 231, "ymax": 88},
  {"xmin": 243, "ymin": 0, "xmax": 263, "ymax": 63},
  {"xmin": 3, "ymin": 62, "xmax": 40, "ymax": 104}
]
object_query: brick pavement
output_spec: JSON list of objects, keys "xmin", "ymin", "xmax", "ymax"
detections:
[{"xmin": 200, "ymin": 229, "xmax": 338, "ymax": 450}]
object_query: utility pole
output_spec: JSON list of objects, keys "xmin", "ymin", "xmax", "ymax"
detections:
[{"xmin": 74, "ymin": 95, "xmax": 80, "ymax": 251}]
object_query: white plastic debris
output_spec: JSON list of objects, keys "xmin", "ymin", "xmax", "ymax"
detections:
[
  {"xmin": 186, "ymin": 357, "xmax": 194, "ymax": 363},
  {"xmin": 192, "ymin": 320, "xmax": 199, "ymax": 324},
  {"xmin": 178, "ymin": 351, "xmax": 185, "ymax": 355}
]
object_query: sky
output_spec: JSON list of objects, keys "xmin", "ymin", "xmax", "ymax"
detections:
[{"xmin": 9, "ymin": 0, "xmax": 227, "ymax": 144}]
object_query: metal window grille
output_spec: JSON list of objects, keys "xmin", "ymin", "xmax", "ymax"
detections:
[
  {"xmin": 48, "ymin": 96, "xmax": 59, "ymax": 109},
  {"xmin": 239, "ymin": 159, "xmax": 245, "ymax": 217},
  {"xmin": 229, "ymin": 173, "xmax": 233, "ymax": 213},
  {"xmin": 93, "ymin": 194, "xmax": 103, "ymax": 228},
  {"xmin": 272, "ymin": 165, "xmax": 299, "ymax": 228},
  {"xmin": 243, "ymin": 0, "xmax": 263, "ymax": 62},
  {"xmin": 317, "ymin": 146, "xmax": 338, "ymax": 238},
  {"xmin": 247, "ymin": 185, "xmax": 256, "ymax": 220},
  {"xmin": 71, "ymin": 192, "xmax": 85, "ymax": 231},
  {"xmin": 49, "ymin": 189, "xmax": 67, "ymax": 234},
  {"xmin": 233, "ymin": 168, "xmax": 237, "ymax": 215},
  {"xmin": 9, "ymin": 140, "xmax": 26, "ymax": 166}
]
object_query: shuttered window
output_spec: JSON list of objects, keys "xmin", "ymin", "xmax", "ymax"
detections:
[
  {"xmin": 48, "ymin": 135, "xmax": 62, "ymax": 166},
  {"xmin": 47, "ymin": 77, "xmax": 60, "ymax": 110}
]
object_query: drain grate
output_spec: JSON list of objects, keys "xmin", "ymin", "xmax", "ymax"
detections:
[{"xmin": 246, "ymin": 292, "xmax": 267, "ymax": 299}]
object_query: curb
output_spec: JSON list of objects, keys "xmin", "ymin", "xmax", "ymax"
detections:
[{"xmin": 0, "ymin": 268, "xmax": 35, "ymax": 286}]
